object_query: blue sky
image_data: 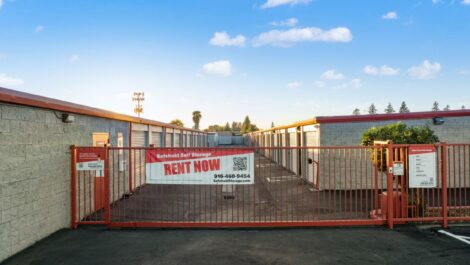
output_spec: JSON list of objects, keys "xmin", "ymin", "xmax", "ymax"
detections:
[{"xmin": 0, "ymin": 0, "xmax": 469, "ymax": 129}]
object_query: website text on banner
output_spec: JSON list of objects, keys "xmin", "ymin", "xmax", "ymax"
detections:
[{"xmin": 145, "ymin": 149, "xmax": 255, "ymax": 185}]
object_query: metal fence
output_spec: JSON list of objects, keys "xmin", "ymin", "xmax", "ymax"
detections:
[{"xmin": 71, "ymin": 144, "xmax": 470, "ymax": 228}]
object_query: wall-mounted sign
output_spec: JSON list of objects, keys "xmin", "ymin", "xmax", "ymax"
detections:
[
  {"xmin": 145, "ymin": 149, "xmax": 254, "ymax": 185},
  {"xmin": 408, "ymin": 145, "xmax": 437, "ymax": 188}
]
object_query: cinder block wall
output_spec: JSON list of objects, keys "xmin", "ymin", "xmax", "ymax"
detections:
[
  {"xmin": 319, "ymin": 117, "xmax": 470, "ymax": 146},
  {"xmin": 0, "ymin": 103, "xmax": 129, "ymax": 262},
  {"xmin": 318, "ymin": 117, "xmax": 470, "ymax": 190}
]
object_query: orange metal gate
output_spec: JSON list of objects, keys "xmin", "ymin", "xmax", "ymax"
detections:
[{"xmin": 71, "ymin": 144, "xmax": 470, "ymax": 228}]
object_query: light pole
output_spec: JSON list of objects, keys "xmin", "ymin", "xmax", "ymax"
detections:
[{"xmin": 132, "ymin": 92, "xmax": 145, "ymax": 117}]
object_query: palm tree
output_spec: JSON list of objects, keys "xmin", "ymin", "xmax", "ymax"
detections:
[{"xmin": 192, "ymin": 111, "xmax": 202, "ymax": 130}]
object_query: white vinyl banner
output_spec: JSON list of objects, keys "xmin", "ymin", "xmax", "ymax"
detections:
[
  {"xmin": 409, "ymin": 145, "xmax": 437, "ymax": 188},
  {"xmin": 145, "ymin": 149, "xmax": 254, "ymax": 185}
]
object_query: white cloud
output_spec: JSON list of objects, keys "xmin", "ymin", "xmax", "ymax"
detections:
[
  {"xmin": 202, "ymin": 60, "xmax": 232, "ymax": 77},
  {"xmin": 35, "ymin": 25, "xmax": 44, "ymax": 33},
  {"xmin": 313, "ymin": 80, "xmax": 325, "ymax": 88},
  {"xmin": 458, "ymin": 69, "xmax": 470, "ymax": 75},
  {"xmin": 69, "ymin": 54, "xmax": 79, "ymax": 63},
  {"xmin": 332, "ymin": 78, "xmax": 362, "ymax": 90},
  {"xmin": 382, "ymin": 11, "xmax": 398, "ymax": 20},
  {"xmin": 432, "ymin": 0, "xmax": 441, "ymax": 4},
  {"xmin": 261, "ymin": 0, "xmax": 311, "ymax": 9},
  {"xmin": 209, "ymin": 32, "xmax": 246, "ymax": 47},
  {"xmin": 408, "ymin": 60, "xmax": 442, "ymax": 79},
  {"xmin": 0, "ymin": 73, "xmax": 24, "ymax": 87},
  {"xmin": 271, "ymin": 18, "xmax": 298, "ymax": 27},
  {"xmin": 350, "ymin": 78, "xmax": 362, "ymax": 88},
  {"xmin": 462, "ymin": 0, "xmax": 470, "ymax": 5},
  {"xmin": 0, "ymin": 0, "xmax": 3, "ymax": 10},
  {"xmin": 363, "ymin": 65, "xmax": 400, "ymax": 76},
  {"xmin": 321, "ymin": 69, "xmax": 345, "ymax": 80},
  {"xmin": 253, "ymin": 27, "xmax": 352, "ymax": 47},
  {"xmin": 287, "ymin": 81, "xmax": 302, "ymax": 88}
]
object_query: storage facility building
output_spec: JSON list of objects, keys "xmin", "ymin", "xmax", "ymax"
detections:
[
  {"xmin": 246, "ymin": 110, "xmax": 470, "ymax": 189},
  {"xmin": 0, "ymin": 87, "xmax": 208, "ymax": 262}
]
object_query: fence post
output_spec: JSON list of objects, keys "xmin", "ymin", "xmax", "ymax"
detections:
[
  {"xmin": 70, "ymin": 145, "xmax": 77, "ymax": 229},
  {"xmin": 129, "ymin": 122, "xmax": 133, "ymax": 192},
  {"xmin": 104, "ymin": 145, "xmax": 111, "ymax": 225},
  {"xmin": 387, "ymin": 144, "xmax": 394, "ymax": 229},
  {"xmin": 441, "ymin": 143, "xmax": 448, "ymax": 228}
]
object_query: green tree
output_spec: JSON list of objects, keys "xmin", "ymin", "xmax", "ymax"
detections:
[
  {"xmin": 361, "ymin": 122, "xmax": 439, "ymax": 146},
  {"xmin": 241, "ymin": 116, "xmax": 251, "ymax": 133},
  {"xmin": 271, "ymin": 122, "xmax": 275, "ymax": 128},
  {"xmin": 368, "ymin": 104, "xmax": 377, "ymax": 114},
  {"xmin": 385, "ymin": 102, "xmax": 395, "ymax": 114},
  {"xmin": 240, "ymin": 116, "xmax": 259, "ymax": 133},
  {"xmin": 205, "ymin": 124, "xmax": 223, "ymax": 132},
  {"xmin": 399, "ymin": 101, "xmax": 410, "ymax": 113},
  {"xmin": 352, "ymin": 108, "xmax": 361, "ymax": 115},
  {"xmin": 432, "ymin": 101, "xmax": 440, "ymax": 112},
  {"xmin": 170, "ymin": 119, "xmax": 184, "ymax": 127},
  {"xmin": 443, "ymin": 105, "xmax": 450, "ymax": 111},
  {"xmin": 223, "ymin": 122, "xmax": 231, "ymax": 131},
  {"xmin": 250, "ymin": 124, "xmax": 259, "ymax": 132},
  {"xmin": 362, "ymin": 122, "xmax": 439, "ymax": 214},
  {"xmin": 192, "ymin": 111, "xmax": 202, "ymax": 129},
  {"xmin": 231, "ymin": 122, "xmax": 241, "ymax": 132}
]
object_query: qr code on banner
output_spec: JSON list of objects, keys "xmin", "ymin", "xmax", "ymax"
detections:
[{"xmin": 233, "ymin": 157, "xmax": 247, "ymax": 171}]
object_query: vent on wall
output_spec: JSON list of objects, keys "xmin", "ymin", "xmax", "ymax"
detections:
[{"xmin": 432, "ymin": 117, "xmax": 445, "ymax": 125}]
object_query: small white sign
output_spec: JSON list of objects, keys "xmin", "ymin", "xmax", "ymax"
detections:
[
  {"xmin": 409, "ymin": 146, "xmax": 437, "ymax": 188},
  {"xmin": 392, "ymin": 161, "xmax": 404, "ymax": 176},
  {"xmin": 77, "ymin": 160, "xmax": 104, "ymax": 171}
]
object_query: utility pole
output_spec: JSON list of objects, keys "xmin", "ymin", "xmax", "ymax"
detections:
[{"xmin": 132, "ymin": 92, "xmax": 145, "ymax": 117}]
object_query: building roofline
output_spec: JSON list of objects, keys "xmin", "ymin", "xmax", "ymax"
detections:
[
  {"xmin": 0, "ymin": 87, "xmax": 204, "ymax": 133},
  {"xmin": 251, "ymin": 109, "xmax": 470, "ymax": 134},
  {"xmin": 315, "ymin": 110, "xmax": 470, "ymax": 124}
]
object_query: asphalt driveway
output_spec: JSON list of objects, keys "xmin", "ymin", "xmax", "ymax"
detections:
[{"xmin": 2, "ymin": 225, "xmax": 470, "ymax": 265}]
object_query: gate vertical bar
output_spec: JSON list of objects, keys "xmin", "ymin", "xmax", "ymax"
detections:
[
  {"xmin": 387, "ymin": 144, "xmax": 394, "ymax": 229},
  {"xmin": 71, "ymin": 145, "xmax": 77, "ymax": 229},
  {"xmin": 441, "ymin": 143, "xmax": 448, "ymax": 228},
  {"xmin": 105, "ymin": 145, "xmax": 111, "ymax": 225},
  {"xmin": 129, "ymin": 122, "xmax": 133, "ymax": 192}
]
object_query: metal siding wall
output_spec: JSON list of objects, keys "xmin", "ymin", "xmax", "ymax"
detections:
[
  {"xmin": 131, "ymin": 131, "xmax": 147, "ymax": 147},
  {"xmin": 151, "ymin": 132, "xmax": 162, "ymax": 147},
  {"xmin": 304, "ymin": 131, "xmax": 320, "ymax": 185},
  {"xmin": 165, "ymin": 133, "xmax": 173, "ymax": 147},
  {"xmin": 174, "ymin": 133, "xmax": 181, "ymax": 147},
  {"xmin": 289, "ymin": 132, "xmax": 299, "ymax": 174},
  {"xmin": 131, "ymin": 130, "xmax": 147, "ymax": 190},
  {"xmin": 281, "ymin": 132, "xmax": 287, "ymax": 168}
]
